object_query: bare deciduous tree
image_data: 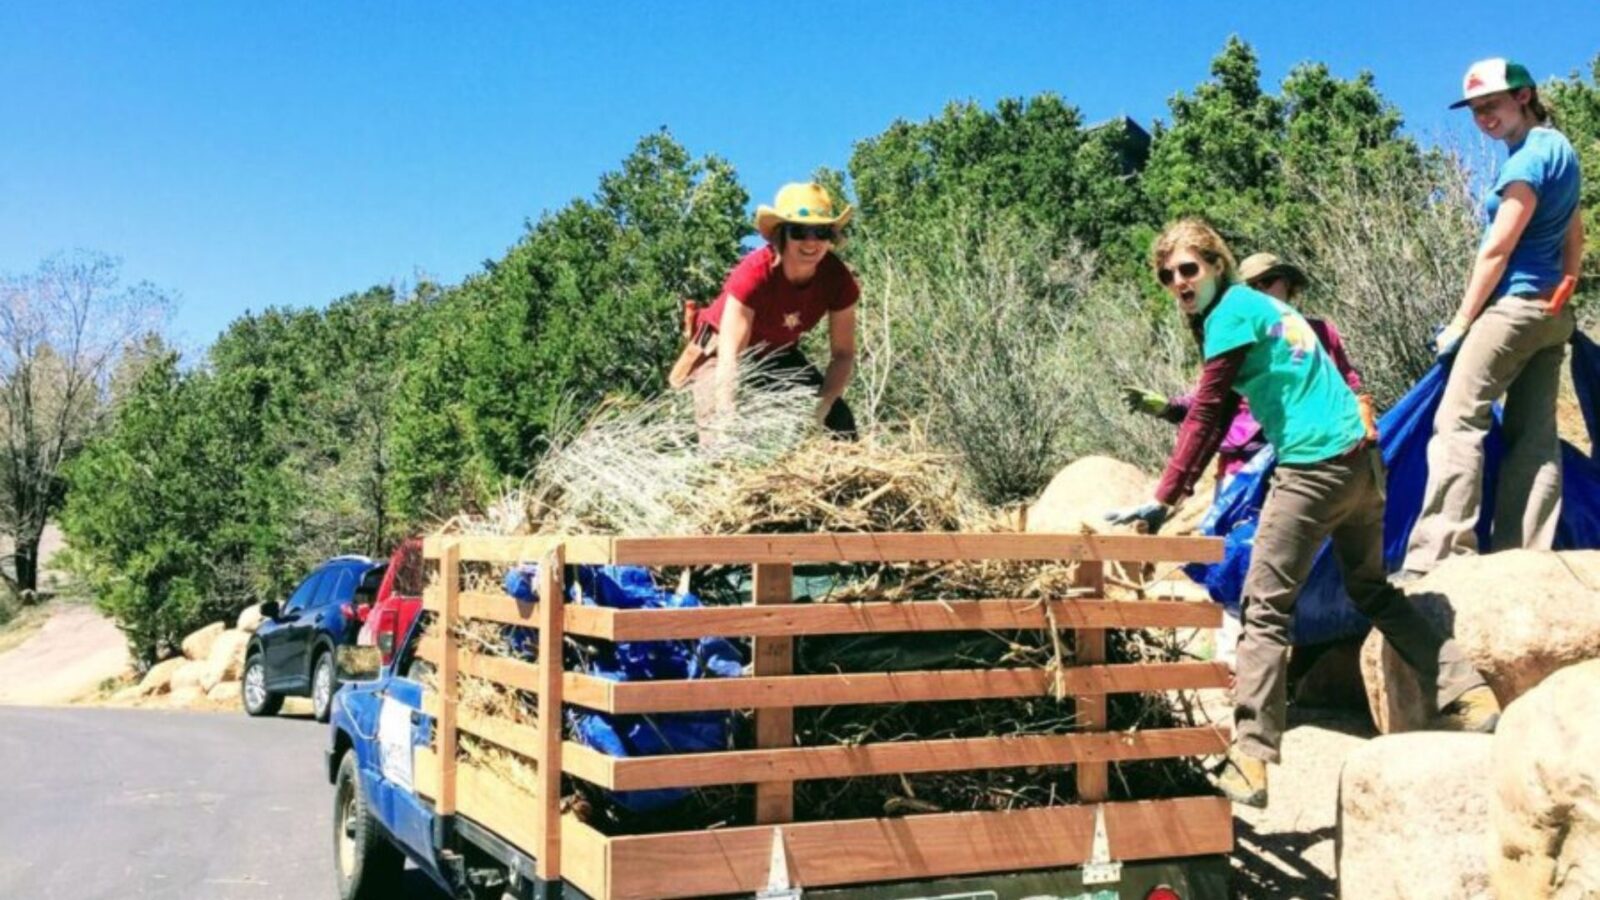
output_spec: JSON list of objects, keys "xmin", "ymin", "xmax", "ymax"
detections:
[{"xmin": 0, "ymin": 251, "xmax": 170, "ymax": 599}]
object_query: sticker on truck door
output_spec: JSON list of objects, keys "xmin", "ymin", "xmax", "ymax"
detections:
[{"xmin": 378, "ymin": 695, "xmax": 415, "ymax": 791}]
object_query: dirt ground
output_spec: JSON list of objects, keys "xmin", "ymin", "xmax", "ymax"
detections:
[
  {"xmin": 1229, "ymin": 702, "xmax": 1376, "ymax": 899},
  {"xmin": 0, "ymin": 603, "xmax": 133, "ymax": 705}
]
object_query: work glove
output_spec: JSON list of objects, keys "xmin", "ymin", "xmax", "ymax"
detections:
[
  {"xmin": 1104, "ymin": 500, "xmax": 1173, "ymax": 534},
  {"xmin": 1356, "ymin": 393, "xmax": 1379, "ymax": 443},
  {"xmin": 1119, "ymin": 385, "xmax": 1170, "ymax": 418},
  {"xmin": 1433, "ymin": 315, "xmax": 1471, "ymax": 360}
]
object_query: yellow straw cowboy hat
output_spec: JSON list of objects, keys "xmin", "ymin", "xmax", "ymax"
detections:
[{"xmin": 754, "ymin": 182, "xmax": 854, "ymax": 242}]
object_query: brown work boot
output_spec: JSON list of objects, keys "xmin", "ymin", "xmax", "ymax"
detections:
[
  {"xmin": 1437, "ymin": 686, "xmax": 1502, "ymax": 733},
  {"xmin": 1213, "ymin": 747, "xmax": 1268, "ymax": 809}
]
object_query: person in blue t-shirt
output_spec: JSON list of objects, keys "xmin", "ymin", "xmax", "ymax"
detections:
[{"xmin": 1402, "ymin": 58, "xmax": 1584, "ymax": 577}]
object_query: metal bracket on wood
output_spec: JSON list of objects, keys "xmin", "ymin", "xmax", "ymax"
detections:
[
  {"xmin": 1081, "ymin": 804, "xmax": 1122, "ymax": 886},
  {"xmin": 756, "ymin": 827, "xmax": 802, "ymax": 899}
]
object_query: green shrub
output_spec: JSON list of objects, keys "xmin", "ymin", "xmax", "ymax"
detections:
[
  {"xmin": 850, "ymin": 212, "xmax": 1198, "ymax": 505},
  {"xmin": 1273, "ymin": 148, "xmax": 1481, "ymax": 407}
]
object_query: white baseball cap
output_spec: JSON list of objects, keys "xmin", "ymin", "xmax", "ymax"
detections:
[{"xmin": 1450, "ymin": 58, "xmax": 1536, "ymax": 109}]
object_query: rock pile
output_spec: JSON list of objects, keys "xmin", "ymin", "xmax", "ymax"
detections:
[
  {"xmin": 1337, "ymin": 732, "xmax": 1493, "ymax": 898},
  {"xmin": 126, "ymin": 604, "xmax": 262, "ymax": 709},
  {"xmin": 1361, "ymin": 550, "xmax": 1600, "ymax": 733},
  {"xmin": 1489, "ymin": 658, "xmax": 1600, "ymax": 899},
  {"xmin": 1339, "ymin": 552, "xmax": 1600, "ymax": 898}
]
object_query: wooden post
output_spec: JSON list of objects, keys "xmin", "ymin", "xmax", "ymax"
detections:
[
  {"xmin": 535, "ymin": 545, "xmax": 566, "ymax": 881},
  {"xmin": 1073, "ymin": 559, "xmax": 1108, "ymax": 802},
  {"xmin": 752, "ymin": 562, "xmax": 794, "ymax": 824},
  {"xmin": 438, "ymin": 540, "xmax": 461, "ymax": 816}
]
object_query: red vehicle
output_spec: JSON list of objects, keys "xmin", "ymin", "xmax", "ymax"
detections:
[{"xmin": 356, "ymin": 538, "xmax": 425, "ymax": 671}]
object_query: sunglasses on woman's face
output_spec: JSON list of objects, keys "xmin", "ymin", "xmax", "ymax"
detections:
[
  {"xmin": 1248, "ymin": 273, "xmax": 1281, "ymax": 290},
  {"xmin": 1156, "ymin": 260, "xmax": 1201, "ymax": 286},
  {"xmin": 784, "ymin": 223, "xmax": 836, "ymax": 242}
]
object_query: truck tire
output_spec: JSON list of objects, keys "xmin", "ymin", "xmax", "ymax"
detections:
[
  {"xmin": 242, "ymin": 652, "xmax": 283, "ymax": 717},
  {"xmin": 312, "ymin": 650, "xmax": 339, "ymax": 723},
  {"xmin": 333, "ymin": 751, "xmax": 403, "ymax": 900}
]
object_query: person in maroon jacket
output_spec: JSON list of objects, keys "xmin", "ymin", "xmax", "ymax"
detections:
[
  {"xmin": 1120, "ymin": 254, "xmax": 1370, "ymax": 490},
  {"xmin": 687, "ymin": 182, "xmax": 860, "ymax": 439}
]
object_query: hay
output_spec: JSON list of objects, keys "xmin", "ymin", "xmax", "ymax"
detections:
[
  {"xmin": 695, "ymin": 433, "xmax": 969, "ymax": 535},
  {"xmin": 419, "ymin": 394, "xmax": 1214, "ymax": 835},
  {"xmin": 520, "ymin": 357, "xmax": 818, "ymax": 536}
]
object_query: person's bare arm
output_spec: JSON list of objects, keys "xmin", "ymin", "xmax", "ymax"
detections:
[
  {"xmin": 714, "ymin": 296, "xmax": 755, "ymax": 416},
  {"xmin": 816, "ymin": 305, "xmax": 857, "ymax": 422}
]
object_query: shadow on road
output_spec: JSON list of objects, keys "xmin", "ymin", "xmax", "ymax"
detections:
[{"xmin": 1232, "ymin": 817, "xmax": 1337, "ymax": 899}]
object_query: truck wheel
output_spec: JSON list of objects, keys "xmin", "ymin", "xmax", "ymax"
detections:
[
  {"xmin": 242, "ymin": 653, "xmax": 283, "ymax": 717},
  {"xmin": 312, "ymin": 650, "xmax": 339, "ymax": 723},
  {"xmin": 334, "ymin": 752, "xmax": 403, "ymax": 900}
]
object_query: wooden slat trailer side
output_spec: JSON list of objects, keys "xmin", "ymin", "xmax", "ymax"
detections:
[{"xmin": 414, "ymin": 532, "xmax": 1232, "ymax": 900}]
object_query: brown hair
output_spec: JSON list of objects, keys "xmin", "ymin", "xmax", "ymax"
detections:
[
  {"xmin": 1151, "ymin": 218, "xmax": 1240, "ymax": 285},
  {"xmin": 1519, "ymin": 87, "xmax": 1555, "ymax": 127}
]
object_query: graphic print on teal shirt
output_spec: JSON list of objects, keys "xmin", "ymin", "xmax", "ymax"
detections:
[{"xmin": 1201, "ymin": 285, "xmax": 1363, "ymax": 465}]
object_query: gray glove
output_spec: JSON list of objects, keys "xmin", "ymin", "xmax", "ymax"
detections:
[{"xmin": 1104, "ymin": 500, "xmax": 1173, "ymax": 534}]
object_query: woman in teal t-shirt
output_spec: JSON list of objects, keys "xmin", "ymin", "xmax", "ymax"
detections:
[
  {"xmin": 1107, "ymin": 218, "xmax": 1497, "ymax": 809},
  {"xmin": 1403, "ymin": 58, "xmax": 1583, "ymax": 576}
]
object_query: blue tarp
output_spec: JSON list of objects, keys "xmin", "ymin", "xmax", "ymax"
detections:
[
  {"xmin": 504, "ymin": 563, "xmax": 743, "ymax": 813},
  {"xmin": 1187, "ymin": 330, "xmax": 1600, "ymax": 645}
]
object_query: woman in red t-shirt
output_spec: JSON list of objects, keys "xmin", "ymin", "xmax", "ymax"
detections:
[{"xmin": 691, "ymin": 182, "xmax": 860, "ymax": 438}]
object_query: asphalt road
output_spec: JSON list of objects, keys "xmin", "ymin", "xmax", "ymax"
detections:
[{"xmin": 0, "ymin": 706, "xmax": 448, "ymax": 900}]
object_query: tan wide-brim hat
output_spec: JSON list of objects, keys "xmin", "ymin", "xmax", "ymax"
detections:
[
  {"xmin": 754, "ymin": 182, "xmax": 854, "ymax": 241},
  {"xmin": 1238, "ymin": 252, "xmax": 1308, "ymax": 291}
]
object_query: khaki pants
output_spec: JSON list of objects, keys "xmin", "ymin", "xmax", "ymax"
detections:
[
  {"xmin": 1235, "ymin": 447, "xmax": 1484, "ymax": 762},
  {"xmin": 1404, "ymin": 297, "xmax": 1575, "ymax": 573}
]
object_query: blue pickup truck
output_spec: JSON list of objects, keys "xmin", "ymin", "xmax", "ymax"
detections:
[{"xmin": 327, "ymin": 596, "xmax": 1231, "ymax": 900}]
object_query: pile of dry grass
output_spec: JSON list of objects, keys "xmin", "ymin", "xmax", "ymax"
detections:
[
  {"xmin": 695, "ymin": 434, "xmax": 968, "ymax": 535},
  {"xmin": 418, "ymin": 404, "xmax": 1214, "ymax": 833}
]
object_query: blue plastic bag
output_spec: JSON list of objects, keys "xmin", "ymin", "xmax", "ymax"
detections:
[
  {"xmin": 564, "ymin": 565, "xmax": 743, "ymax": 813},
  {"xmin": 1188, "ymin": 331, "xmax": 1600, "ymax": 645}
]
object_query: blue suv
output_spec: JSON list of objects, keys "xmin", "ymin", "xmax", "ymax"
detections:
[{"xmin": 243, "ymin": 556, "xmax": 382, "ymax": 722}]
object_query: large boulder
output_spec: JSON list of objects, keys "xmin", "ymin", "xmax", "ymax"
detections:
[
  {"xmin": 137, "ymin": 657, "xmax": 186, "ymax": 696},
  {"xmin": 235, "ymin": 605, "xmax": 265, "ymax": 634},
  {"xmin": 181, "ymin": 621, "xmax": 227, "ymax": 662},
  {"xmin": 168, "ymin": 660, "xmax": 206, "ymax": 694},
  {"xmin": 111, "ymin": 684, "xmax": 145, "ymax": 704},
  {"xmin": 1026, "ymin": 456, "xmax": 1151, "ymax": 535},
  {"xmin": 1361, "ymin": 550, "xmax": 1600, "ymax": 733},
  {"xmin": 167, "ymin": 686, "xmax": 204, "ymax": 707},
  {"xmin": 1490, "ymin": 659, "xmax": 1600, "ymax": 898},
  {"xmin": 200, "ymin": 630, "xmax": 251, "ymax": 693},
  {"xmin": 1337, "ymin": 732, "xmax": 1494, "ymax": 898},
  {"xmin": 206, "ymin": 680, "xmax": 241, "ymax": 705},
  {"xmin": 1292, "ymin": 636, "xmax": 1370, "ymax": 710}
]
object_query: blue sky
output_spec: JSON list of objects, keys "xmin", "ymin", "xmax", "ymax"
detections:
[{"xmin": 2, "ymin": 1, "xmax": 1596, "ymax": 350}]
